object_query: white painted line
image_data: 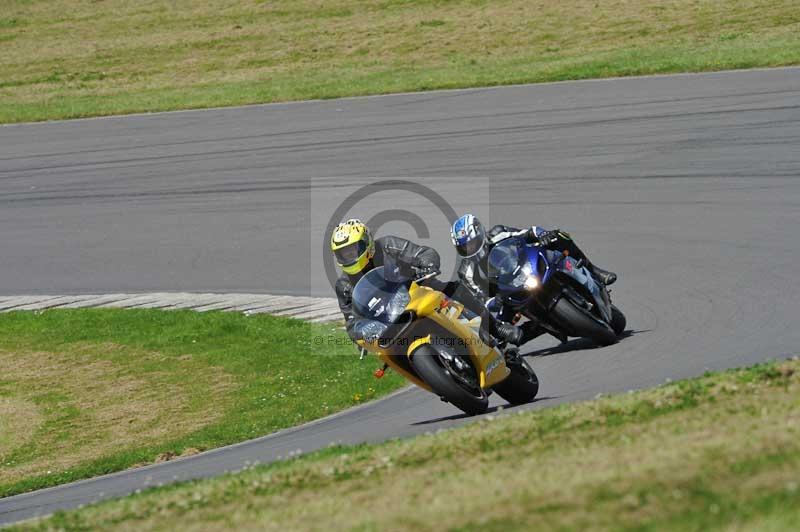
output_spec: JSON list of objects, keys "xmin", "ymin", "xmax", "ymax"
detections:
[
  {"xmin": 0, "ymin": 295, "xmax": 68, "ymax": 311},
  {"xmin": 286, "ymin": 300, "xmax": 340, "ymax": 312},
  {"xmin": 28, "ymin": 295, "xmax": 106, "ymax": 310},
  {"xmin": 192, "ymin": 296, "xmax": 267, "ymax": 312},
  {"xmin": 161, "ymin": 295, "xmax": 232, "ymax": 310},
  {"xmin": 285, "ymin": 309, "xmax": 342, "ymax": 322},
  {"xmin": 0, "ymin": 293, "xmax": 341, "ymax": 323},
  {"xmin": 308, "ymin": 315, "xmax": 344, "ymax": 324},
  {"xmin": 91, "ymin": 295, "xmax": 152, "ymax": 308},
  {"xmin": 56, "ymin": 294, "xmax": 132, "ymax": 309},
  {"xmin": 272, "ymin": 301, "xmax": 340, "ymax": 317}
]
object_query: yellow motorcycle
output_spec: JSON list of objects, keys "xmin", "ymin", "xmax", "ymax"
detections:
[{"xmin": 351, "ymin": 265, "xmax": 539, "ymax": 416}]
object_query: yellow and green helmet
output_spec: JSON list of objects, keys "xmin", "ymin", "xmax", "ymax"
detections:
[{"xmin": 330, "ymin": 218, "xmax": 375, "ymax": 275}]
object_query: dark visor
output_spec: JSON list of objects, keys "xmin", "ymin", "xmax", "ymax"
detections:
[
  {"xmin": 335, "ymin": 241, "xmax": 367, "ymax": 266},
  {"xmin": 456, "ymin": 238, "xmax": 483, "ymax": 258}
]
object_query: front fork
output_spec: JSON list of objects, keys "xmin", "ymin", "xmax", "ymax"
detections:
[{"xmin": 521, "ymin": 284, "xmax": 580, "ymax": 344}]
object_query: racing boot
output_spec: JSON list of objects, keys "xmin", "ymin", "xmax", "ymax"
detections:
[
  {"xmin": 494, "ymin": 321, "xmax": 525, "ymax": 346},
  {"xmin": 588, "ymin": 263, "xmax": 617, "ymax": 286}
]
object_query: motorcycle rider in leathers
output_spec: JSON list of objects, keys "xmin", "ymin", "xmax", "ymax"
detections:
[
  {"xmin": 451, "ymin": 214, "xmax": 618, "ymax": 344},
  {"xmin": 330, "ymin": 219, "xmax": 530, "ymax": 347}
]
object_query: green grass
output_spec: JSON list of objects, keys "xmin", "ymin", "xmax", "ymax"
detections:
[
  {"xmin": 13, "ymin": 356, "xmax": 800, "ymax": 531},
  {"xmin": 0, "ymin": 0, "xmax": 799, "ymax": 123},
  {"xmin": 0, "ymin": 309, "xmax": 403, "ymax": 498}
]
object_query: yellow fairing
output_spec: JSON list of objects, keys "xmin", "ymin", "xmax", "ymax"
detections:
[
  {"xmin": 357, "ymin": 338, "xmax": 432, "ymax": 392},
  {"xmin": 357, "ymin": 280, "xmax": 510, "ymax": 391},
  {"xmin": 407, "ymin": 335, "xmax": 432, "ymax": 354},
  {"xmin": 405, "ymin": 283, "xmax": 510, "ymax": 388}
]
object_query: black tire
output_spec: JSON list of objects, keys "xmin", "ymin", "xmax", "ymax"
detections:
[
  {"xmin": 552, "ymin": 297, "xmax": 617, "ymax": 346},
  {"xmin": 410, "ymin": 345, "xmax": 489, "ymax": 416},
  {"xmin": 610, "ymin": 305, "xmax": 626, "ymax": 336},
  {"xmin": 492, "ymin": 358, "xmax": 539, "ymax": 405}
]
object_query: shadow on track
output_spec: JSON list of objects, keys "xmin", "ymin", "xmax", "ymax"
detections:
[
  {"xmin": 410, "ymin": 396, "xmax": 560, "ymax": 426},
  {"xmin": 523, "ymin": 329, "xmax": 650, "ymax": 358}
]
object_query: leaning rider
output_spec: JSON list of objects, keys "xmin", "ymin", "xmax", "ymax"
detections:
[
  {"xmin": 330, "ymin": 218, "xmax": 528, "ymax": 347},
  {"xmin": 450, "ymin": 214, "xmax": 618, "ymax": 343}
]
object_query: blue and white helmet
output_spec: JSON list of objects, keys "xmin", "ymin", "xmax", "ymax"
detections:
[{"xmin": 450, "ymin": 214, "xmax": 486, "ymax": 259}]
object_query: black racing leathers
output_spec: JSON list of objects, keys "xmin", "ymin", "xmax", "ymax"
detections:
[{"xmin": 335, "ymin": 235, "xmax": 486, "ymax": 341}]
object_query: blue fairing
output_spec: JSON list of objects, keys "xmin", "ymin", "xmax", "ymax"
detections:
[
  {"xmin": 487, "ymin": 237, "xmax": 543, "ymax": 306},
  {"xmin": 488, "ymin": 236, "xmax": 609, "ymax": 320},
  {"xmin": 527, "ymin": 246, "xmax": 553, "ymax": 285},
  {"xmin": 559, "ymin": 256, "xmax": 600, "ymax": 299},
  {"xmin": 556, "ymin": 255, "xmax": 612, "ymax": 321}
]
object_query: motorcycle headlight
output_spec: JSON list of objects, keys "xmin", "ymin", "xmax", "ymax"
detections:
[
  {"xmin": 515, "ymin": 263, "xmax": 540, "ymax": 291},
  {"xmin": 523, "ymin": 276, "xmax": 539, "ymax": 290},
  {"xmin": 357, "ymin": 320, "xmax": 389, "ymax": 342}
]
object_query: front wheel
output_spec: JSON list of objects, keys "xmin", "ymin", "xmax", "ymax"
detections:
[
  {"xmin": 492, "ymin": 358, "xmax": 539, "ymax": 405},
  {"xmin": 552, "ymin": 297, "xmax": 617, "ymax": 346},
  {"xmin": 610, "ymin": 305, "xmax": 626, "ymax": 336},
  {"xmin": 410, "ymin": 345, "xmax": 488, "ymax": 416}
]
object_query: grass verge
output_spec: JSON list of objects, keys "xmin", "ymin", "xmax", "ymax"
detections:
[
  {"xmin": 1, "ymin": 0, "xmax": 799, "ymax": 123},
  {"xmin": 14, "ymin": 356, "xmax": 800, "ymax": 531},
  {"xmin": 0, "ymin": 309, "xmax": 403, "ymax": 498}
]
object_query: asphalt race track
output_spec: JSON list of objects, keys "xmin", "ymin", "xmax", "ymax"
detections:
[{"xmin": 1, "ymin": 68, "xmax": 799, "ymax": 524}]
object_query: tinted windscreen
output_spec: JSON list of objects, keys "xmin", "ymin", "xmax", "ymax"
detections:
[
  {"xmin": 351, "ymin": 267, "xmax": 410, "ymax": 324},
  {"xmin": 487, "ymin": 239, "xmax": 523, "ymax": 280}
]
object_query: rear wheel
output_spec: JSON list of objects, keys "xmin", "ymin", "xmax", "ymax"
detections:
[
  {"xmin": 492, "ymin": 358, "xmax": 539, "ymax": 405},
  {"xmin": 410, "ymin": 345, "xmax": 488, "ymax": 416},
  {"xmin": 610, "ymin": 305, "xmax": 626, "ymax": 336},
  {"xmin": 552, "ymin": 297, "xmax": 617, "ymax": 346}
]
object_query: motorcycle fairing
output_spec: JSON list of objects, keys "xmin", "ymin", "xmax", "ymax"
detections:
[
  {"xmin": 406, "ymin": 283, "xmax": 510, "ymax": 388},
  {"xmin": 556, "ymin": 256, "xmax": 612, "ymax": 322},
  {"xmin": 356, "ymin": 275, "xmax": 510, "ymax": 391}
]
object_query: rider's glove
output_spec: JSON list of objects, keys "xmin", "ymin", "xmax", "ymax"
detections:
[
  {"xmin": 535, "ymin": 230, "xmax": 560, "ymax": 248},
  {"xmin": 410, "ymin": 256, "xmax": 431, "ymax": 269},
  {"xmin": 410, "ymin": 257, "xmax": 437, "ymax": 277}
]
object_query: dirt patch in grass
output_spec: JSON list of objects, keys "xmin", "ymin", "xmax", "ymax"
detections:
[
  {"xmin": 0, "ymin": 398, "xmax": 42, "ymax": 459},
  {"xmin": 0, "ymin": 0, "xmax": 798, "ymax": 122},
  {"xmin": 0, "ymin": 309, "xmax": 404, "ymax": 497},
  {"xmin": 21, "ymin": 357, "xmax": 800, "ymax": 531},
  {"xmin": 0, "ymin": 342, "xmax": 234, "ymax": 487}
]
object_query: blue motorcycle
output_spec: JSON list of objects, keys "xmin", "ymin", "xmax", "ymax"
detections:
[{"xmin": 486, "ymin": 236, "xmax": 626, "ymax": 346}]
